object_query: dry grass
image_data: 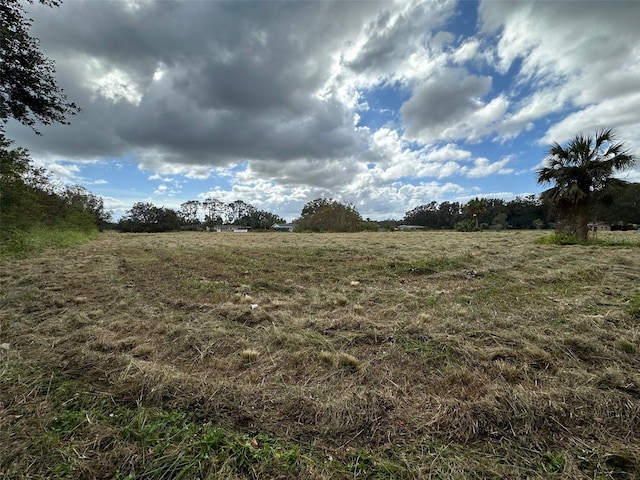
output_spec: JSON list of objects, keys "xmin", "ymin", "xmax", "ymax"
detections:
[{"xmin": 1, "ymin": 230, "xmax": 639, "ymax": 478}]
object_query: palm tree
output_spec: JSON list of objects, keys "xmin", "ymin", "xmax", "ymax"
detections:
[{"xmin": 537, "ymin": 129, "xmax": 636, "ymax": 240}]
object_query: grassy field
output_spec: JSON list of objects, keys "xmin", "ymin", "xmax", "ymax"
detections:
[{"xmin": 1, "ymin": 230, "xmax": 639, "ymax": 479}]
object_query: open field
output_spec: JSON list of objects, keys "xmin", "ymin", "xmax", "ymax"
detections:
[{"xmin": 1, "ymin": 230, "xmax": 639, "ymax": 479}]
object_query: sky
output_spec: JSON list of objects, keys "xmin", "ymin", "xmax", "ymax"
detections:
[{"xmin": 5, "ymin": 0, "xmax": 640, "ymax": 222}]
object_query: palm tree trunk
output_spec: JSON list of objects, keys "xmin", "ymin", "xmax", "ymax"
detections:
[{"xmin": 576, "ymin": 204, "xmax": 589, "ymax": 241}]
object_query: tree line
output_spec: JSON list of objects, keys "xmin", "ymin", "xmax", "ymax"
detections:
[
  {"xmin": 1, "ymin": 137, "xmax": 112, "ymax": 240},
  {"xmin": 117, "ymin": 199, "xmax": 286, "ymax": 233},
  {"xmin": 112, "ymin": 184, "xmax": 640, "ymax": 234}
]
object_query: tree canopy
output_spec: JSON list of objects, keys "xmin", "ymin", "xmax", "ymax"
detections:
[
  {"xmin": 537, "ymin": 129, "xmax": 636, "ymax": 240},
  {"xmin": 1, "ymin": 0, "xmax": 79, "ymax": 133},
  {"xmin": 296, "ymin": 198, "xmax": 367, "ymax": 232}
]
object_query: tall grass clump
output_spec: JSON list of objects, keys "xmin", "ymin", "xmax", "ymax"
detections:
[
  {"xmin": 535, "ymin": 232, "xmax": 640, "ymax": 247},
  {"xmin": 0, "ymin": 225, "xmax": 98, "ymax": 258}
]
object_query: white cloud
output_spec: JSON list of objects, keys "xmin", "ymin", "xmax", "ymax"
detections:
[
  {"xmin": 31, "ymin": 159, "xmax": 81, "ymax": 185},
  {"xmin": 542, "ymin": 93, "xmax": 640, "ymax": 153},
  {"xmin": 423, "ymin": 143, "xmax": 472, "ymax": 162},
  {"xmin": 466, "ymin": 157, "xmax": 513, "ymax": 178},
  {"xmin": 480, "ymin": 0, "xmax": 640, "ymax": 144},
  {"xmin": 452, "ymin": 39, "xmax": 480, "ymax": 65}
]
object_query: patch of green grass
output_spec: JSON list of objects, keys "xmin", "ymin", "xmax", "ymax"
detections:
[
  {"xmin": 0, "ymin": 226, "xmax": 98, "ymax": 258},
  {"xmin": 30, "ymin": 380, "xmax": 304, "ymax": 479},
  {"xmin": 372, "ymin": 255, "xmax": 470, "ymax": 275},
  {"xmin": 625, "ymin": 292, "xmax": 640, "ymax": 318},
  {"xmin": 542, "ymin": 451, "xmax": 566, "ymax": 473},
  {"xmin": 398, "ymin": 337, "xmax": 459, "ymax": 363},
  {"xmin": 535, "ymin": 233, "xmax": 640, "ymax": 247}
]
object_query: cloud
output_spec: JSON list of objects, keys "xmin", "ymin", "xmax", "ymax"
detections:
[
  {"xmin": 9, "ymin": 0, "xmax": 387, "ymax": 169},
  {"xmin": 480, "ymin": 0, "xmax": 640, "ymax": 145},
  {"xmin": 400, "ymin": 68, "xmax": 498, "ymax": 142},
  {"xmin": 343, "ymin": 0, "xmax": 455, "ymax": 85},
  {"xmin": 541, "ymin": 93, "xmax": 640, "ymax": 150},
  {"xmin": 466, "ymin": 157, "xmax": 513, "ymax": 178}
]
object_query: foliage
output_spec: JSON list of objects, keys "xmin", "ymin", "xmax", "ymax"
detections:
[
  {"xmin": 177, "ymin": 198, "xmax": 285, "ymax": 229},
  {"xmin": 296, "ymin": 197, "xmax": 366, "ymax": 232},
  {"xmin": 0, "ymin": 0, "xmax": 79, "ymax": 133},
  {"xmin": 403, "ymin": 196, "xmax": 548, "ymax": 230},
  {"xmin": 1, "ymin": 136, "xmax": 110, "ymax": 255},
  {"xmin": 537, "ymin": 129, "xmax": 636, "ymax": 240},
  {"xmin": 464, "ymin": 198, "xmax": 487, "ymax": 229},
  {"xmin": 237, "ymin": 209, "xmax": 286, "ymax": 229},
  {"xmin": 0, "ymin": 135, "xmax": 46, "ymax": 229},
  {"xmin": 590, "ymin": 182, "xmax": 640, "ymax": 224},
  {"xmin": 117, "ymin": 202, "xmax": 181, "ymax": 233},
  {"xmin": 179, "ymin": 200, "xmax": 201, "ymax": 229},
  {"xmin": 200, "ymin": 197, "xmax": 227, "ymax": 226},
  {"xmin": 404, "ymin": 201, "xmax": 461, "ymax": 229},
  {"xmin": 454, "ymin": 219, "xmax": 478, "ymax": 232}
]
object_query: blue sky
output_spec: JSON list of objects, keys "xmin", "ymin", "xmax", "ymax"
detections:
[{"xmin": 5, "ymin": 0, "xmax": 640, "ymax": 221}]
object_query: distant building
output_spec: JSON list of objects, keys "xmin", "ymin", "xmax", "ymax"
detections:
[
  {"xmin": 588, "ymin": 222, "xmax": 611, "ymax": 232},
  {"xmin": 214, "ymin": 225, "xmax": 251, "ymax": 233},
  {"xmin": 271, "ymin": 223, "xmax": 296, "ymax": 232}
]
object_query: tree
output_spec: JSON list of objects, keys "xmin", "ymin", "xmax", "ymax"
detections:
[
  {"xmin": 180, "ymin": 200, "xmax": 201, "ymax": 229},
  {"xmin": 464, "ymin": 198, "xmax": 487, "ymax": 229},
  {"xmin": 201, "ymin": 198, "xmax": 227, "ymax": 226},
  {"xmin": 1, "ymin": 0, "xmax": 79, "ymax": 133},
  {"xmin": 0, "ymin": 136, "xmax": 46, "ymax": 229},
  {"xmin": 403, "ymin": 202, "xmax": 439, "ymax": 228},
  {"xmin": 296, "ymin": 198, "xmax": 365, "ymax": 232},
  {"xmin": 238, "ymin": 209, "xmax": 286, "ymax": 230},
  {"xmin": 58, "ymin": 185, "xmax": 111, "ymax": 230},
  {"xmin": 228, "ymin": 200, "xmax": 256, "ymax": 224},
  {"xmin": 590, "ymin": 182, "xmax": 640, "ymax": 225},
  {"xmin": 118, "ymin": 202, "xmax": 181, "ymax": 233},
  {"xmin": 537, "ymin": 129, "xmax": 636, "ymax": 240},
  {"xmin": 507, "ymin": 195, "xmax": 547, "ymax": 229},
  {"xmin": 1, "ymin": 137, "xmax": 111, "ymax": 233}
]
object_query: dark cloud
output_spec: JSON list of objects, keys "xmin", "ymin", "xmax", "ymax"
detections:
[
  {"xmin": 8, "ymin": 0, "xmax": 383, "ymax": 169},
  {"xmin": 400, "ymin": 69, "xmax": 492, "ymax": 140}
]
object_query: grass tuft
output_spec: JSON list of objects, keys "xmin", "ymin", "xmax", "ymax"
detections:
[
  {"xmin": 337, "ymin": 352, "xmax": 360, "ymax": 370},
  {"xmin": 240, "ymin": 348, "xmax": 260, "ymax": 362}
]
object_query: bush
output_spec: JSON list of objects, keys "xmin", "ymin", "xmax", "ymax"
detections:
[{"xmin": 454, "ymin": 219, "xmax": 478, "ymax": 232}]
